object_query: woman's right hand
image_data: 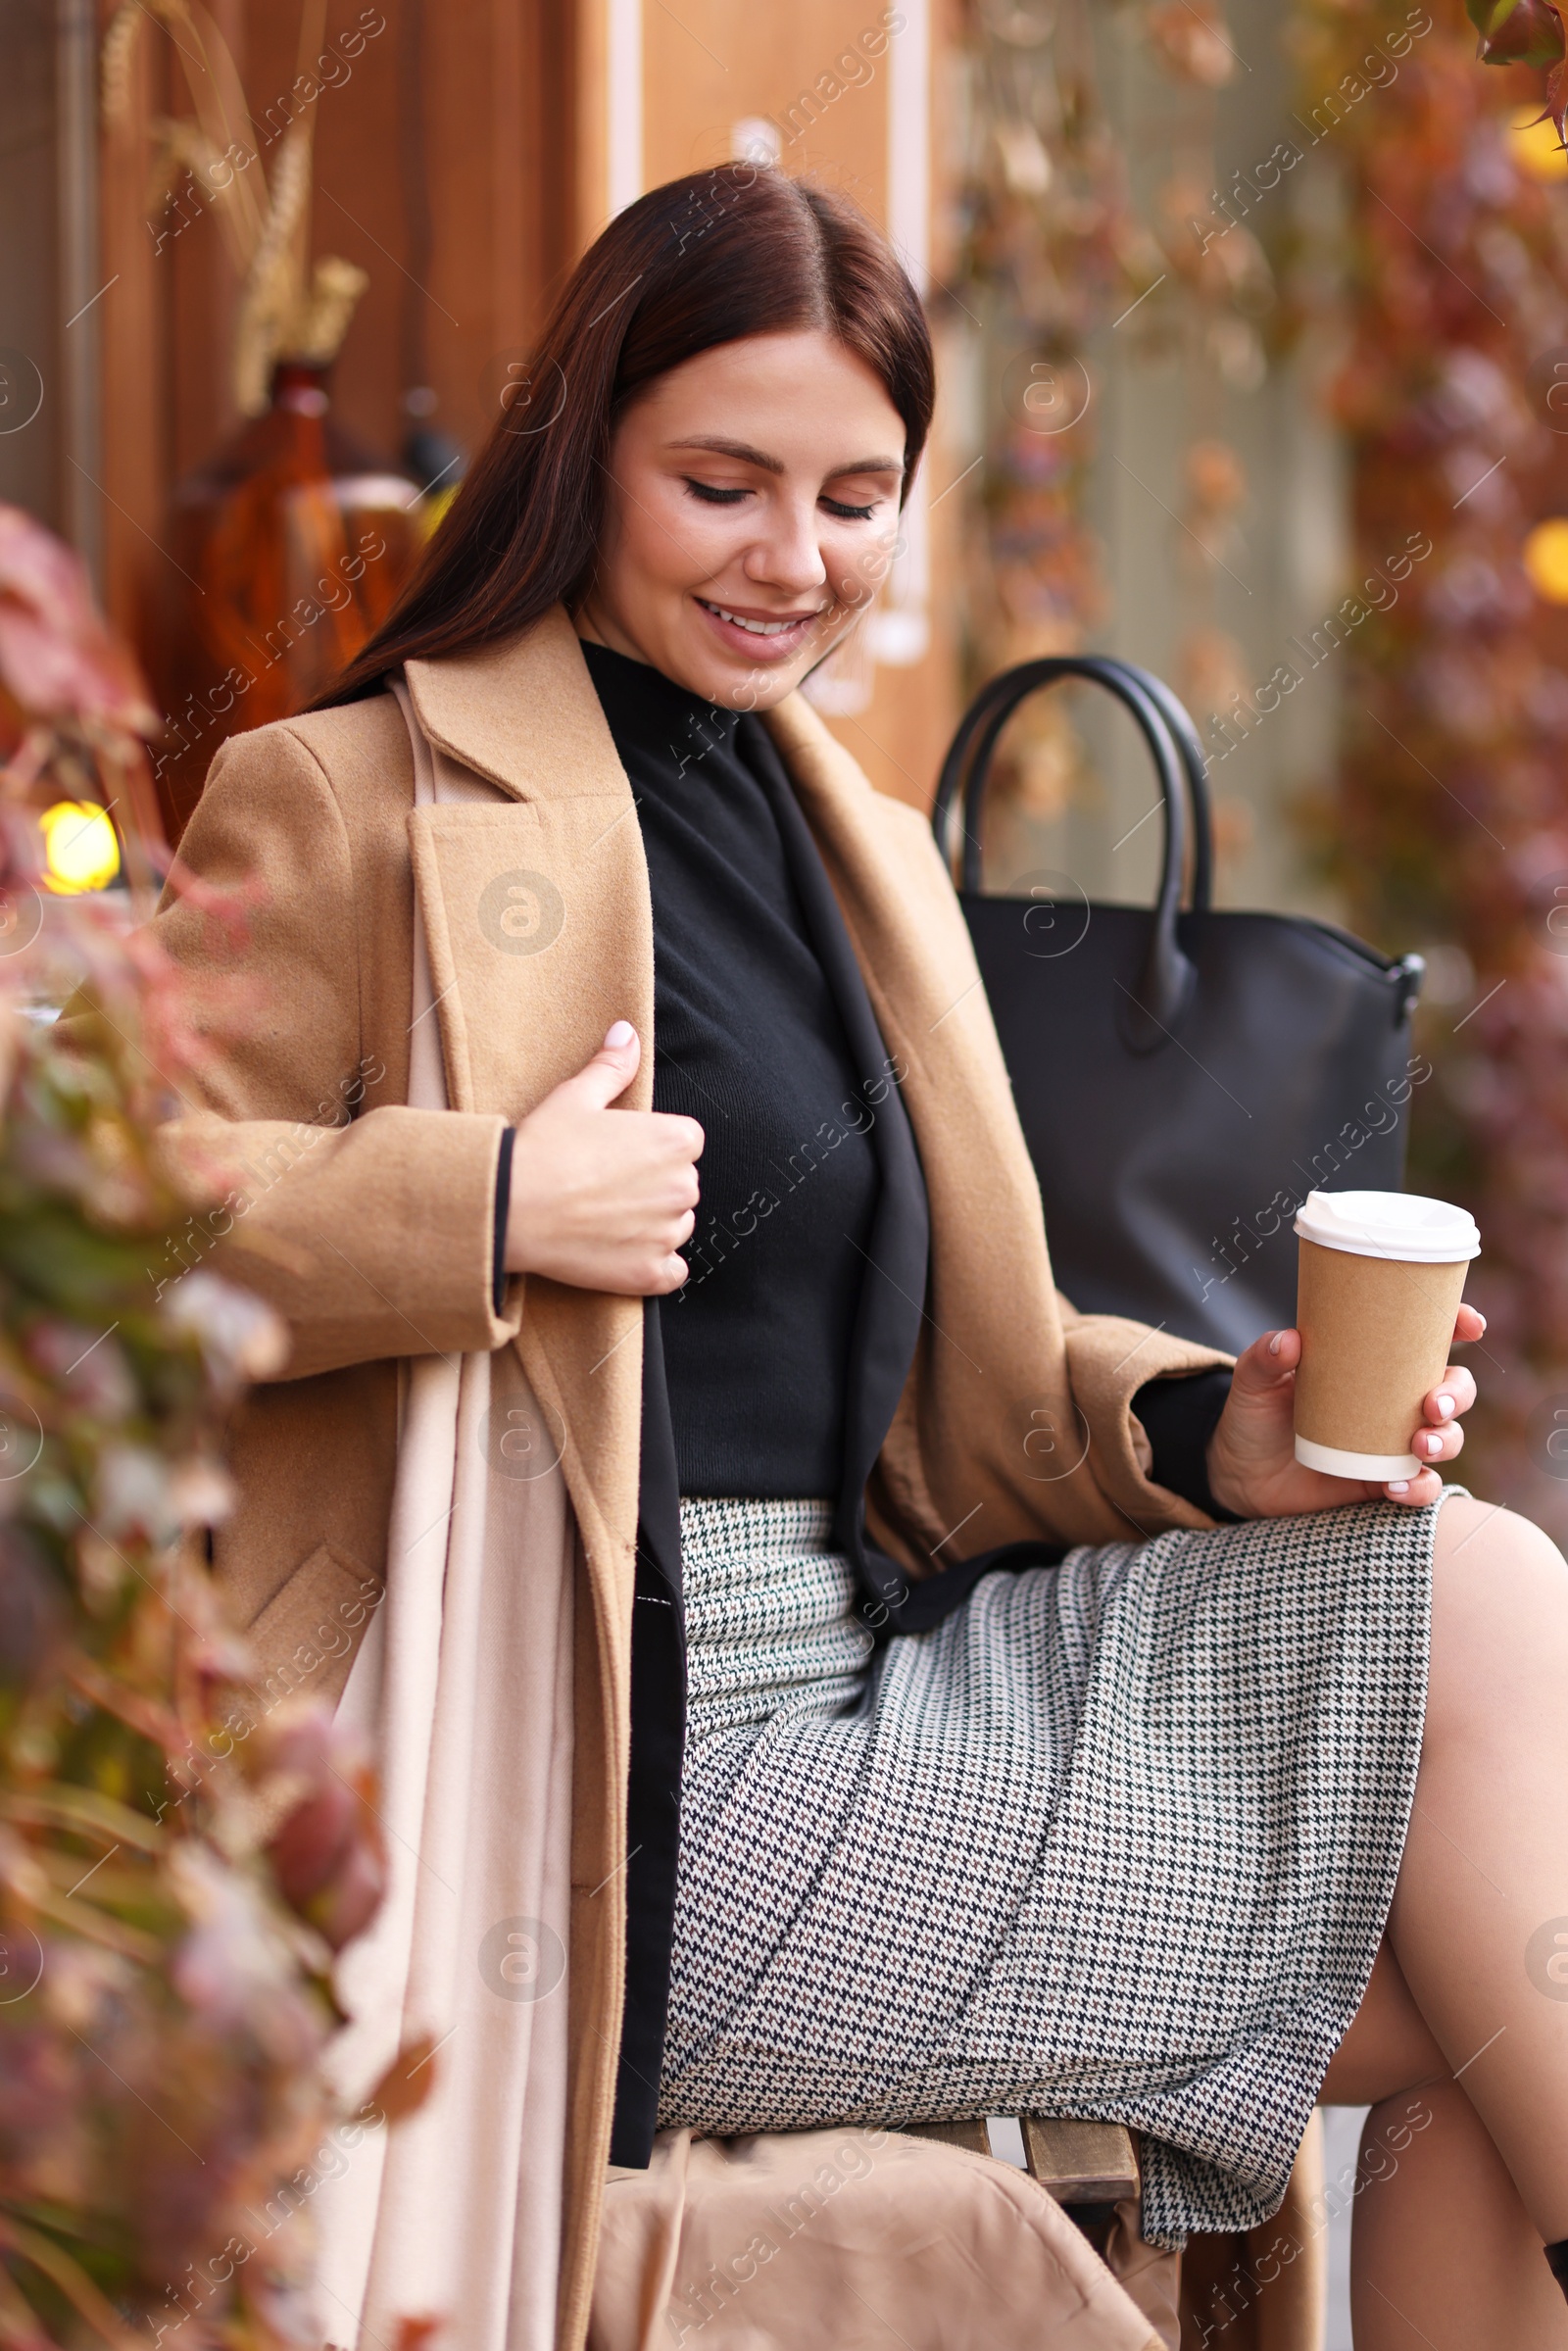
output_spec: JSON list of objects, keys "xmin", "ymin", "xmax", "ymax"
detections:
[{"xmin": 503, "ymin": 1022, "xmax": 703, "ymax": 1295}]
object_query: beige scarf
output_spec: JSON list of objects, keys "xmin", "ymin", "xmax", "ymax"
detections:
[{"xmin": 311, "ymin": 679, "xmax": 576, "ymax": 2351}]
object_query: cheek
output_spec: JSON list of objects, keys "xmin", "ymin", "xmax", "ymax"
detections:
[
  {"xmin": 621, "ymin": 483, "xmax": 742, "ymax": 600},
  {"xmin": 827, "ymin": 521, "xmax": 898, "ymax": 606}
]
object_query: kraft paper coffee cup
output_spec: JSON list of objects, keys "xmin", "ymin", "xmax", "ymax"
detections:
[{"xmin": 1293, "ymin": 1190, "xmax": 1480, "ymax": 1480}]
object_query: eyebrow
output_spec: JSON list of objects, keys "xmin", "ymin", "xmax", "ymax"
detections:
[{"xmin": 666, "ymin": 434, "xmax": 905, "ymax": 480}]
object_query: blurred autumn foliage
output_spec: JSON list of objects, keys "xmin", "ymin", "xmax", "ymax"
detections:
[
  {"xmin": 0, "ymin": 506, "xmax": 395, "ymax": 2348},
  {"xmin": 1294, "ymin": 1, "xmax": 1568, "ymax": 1532},
  {"xmin": 956, "ymin": 0, "xmax": 1274, "ymax": 840}
]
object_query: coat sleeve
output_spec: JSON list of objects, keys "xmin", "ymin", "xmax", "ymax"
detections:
[
  {"xmin": 1059, "ymin": 1304, "xmax": 1233, "ymax": 1531},
  {"xmin": 88, "ymin": 721, "xmax": 520, "ymax": 1381}
]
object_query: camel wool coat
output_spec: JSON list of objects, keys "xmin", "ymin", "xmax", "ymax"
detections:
[{"xmin": 151, "ymin": 608, "xmax": 1227, "ymax": 2349}]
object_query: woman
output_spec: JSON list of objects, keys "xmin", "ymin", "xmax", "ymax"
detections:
[{"xmin": 156, "ymin": 169, "xmax": 1568, "ymax": 2349}]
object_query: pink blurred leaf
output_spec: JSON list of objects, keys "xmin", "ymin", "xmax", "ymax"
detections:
[
  {"xmin": 258, "ymin": 1709, "xmax": 388, "ymax": 1951},
  {"xmin": 0, "ymin": 505, "xmax": 159, "ymax": 737},
  {"xmin": 367, "ymin": 2034, "xmax": 438, "ymax": 2127}
]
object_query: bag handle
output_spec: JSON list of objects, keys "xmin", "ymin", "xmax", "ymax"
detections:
[{"xmin": 932, "ymin": 657, "xmax": 1213, "ymax": 1052}]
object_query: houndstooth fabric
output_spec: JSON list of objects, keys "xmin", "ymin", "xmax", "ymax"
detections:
[
  {"xmin": 659, "ymin": 1490, "xmax": 1446, "ymax": 2249},
  {"xmin": 680, "ymin": 1496, "xmax": 870, "ymax": 1743}
]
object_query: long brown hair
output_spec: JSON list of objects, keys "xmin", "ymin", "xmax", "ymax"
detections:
[{"xmin": 317, "ymin": 167, "xmax": 934, "ymax": 705}]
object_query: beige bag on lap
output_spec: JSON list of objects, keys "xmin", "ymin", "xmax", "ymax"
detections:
[{"xmin": 589, "ymin": 2127, "xmax": 1170, "ymax": 2351}]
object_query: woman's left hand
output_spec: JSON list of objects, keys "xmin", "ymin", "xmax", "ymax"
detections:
[{"xmin": 1203, "ymin": 1306, "xmax": 1486, "ymax": 1520}]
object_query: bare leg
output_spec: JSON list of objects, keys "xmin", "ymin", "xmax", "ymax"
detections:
[
  {"xmin": 1350, "ymin": 2077, "xmax": 1565, "ymax": 2348},
  {"xmin": 1316, "ymin": 1495, "xmax": 1568, "ymax": 2349},
  {"xmin": 1393, "ymin": 1498, "xmax": 1568, "ymax": 2238},
  {"xmin": 1323, "ymin": 1948, "xmax": 1568, "ymax": 2347}
]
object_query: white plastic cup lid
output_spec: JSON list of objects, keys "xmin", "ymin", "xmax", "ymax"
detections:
[{"xmin": 1294, "ymin": 1189, "xmax": 1480, "ymax": 1263}]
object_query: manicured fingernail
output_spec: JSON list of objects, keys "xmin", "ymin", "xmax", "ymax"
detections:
[
  {"xmin": 605, "ymin": 1020, "xmax": 635, "ymax": 1049},
  {"xmin": 1474, "ymin": 1312, "xmax": 1488, "ymax": 1332},
  {"xmin": 1435, "ymin": 1393, "xmax": 1455, "ymax": 1418},
  {"xmin": 1423, "ymin": 1431, "xmax": 1444, "ymax": 1455},
  {"xmin": 1268, "ymin": 1332, "xmax": 1282, "ymax": 1355},
  {"xmin": 1387, "ymin": 1480, "xmax": 1409, "ymax": 1495}
]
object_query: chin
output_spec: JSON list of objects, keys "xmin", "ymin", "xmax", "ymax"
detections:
[
  {"xmin": 715, "ymin": 671, "xmax": 803, "ymax": 713},
  {"xmin": 677, "ymin": 641, "xmax": 806, "ymax": 712}
]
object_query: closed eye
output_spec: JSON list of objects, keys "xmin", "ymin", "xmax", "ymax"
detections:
[
  {"xmin": 682, "ymin": 477, "xmax": 881, "ymax": 520},
  {"xmin": 683, "ymin": 478, "xmax": 750, "ymax": 505}
]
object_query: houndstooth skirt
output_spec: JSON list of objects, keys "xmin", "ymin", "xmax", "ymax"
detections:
[{"xmin": 657, "ymin": 1490, "xmax": 1446, "ymax": 2249}]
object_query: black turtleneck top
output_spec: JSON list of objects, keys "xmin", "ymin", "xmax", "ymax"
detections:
[{"xmin": 581, "ymin": 640, "xmax": 887, "ymax": 1499}]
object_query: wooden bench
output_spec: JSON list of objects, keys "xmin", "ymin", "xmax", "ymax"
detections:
[{"xmin": 895, "ymin": 2115, "xmax": 1142, "ymax": 2205}]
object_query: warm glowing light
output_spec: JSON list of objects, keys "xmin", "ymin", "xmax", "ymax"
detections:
[
  {"xmin": 1507, "ymin": 104, "xmax": 1568, "ymax": 182},
  {"xmin": 1524, "ymin": 518, "xmax": 1568, "ymax": 604},
  {"xmin": 41, "ymin": 801, "xmax": 121, "ymax": 895}
]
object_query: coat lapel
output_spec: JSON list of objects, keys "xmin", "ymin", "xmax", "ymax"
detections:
[
  {"xmin": 404, "ymin": 605, "xmax": 655, "ymax": 1124},
  {"xmin": 403, "ymin": 610, "xmax": 655, "ymax": 1596}
]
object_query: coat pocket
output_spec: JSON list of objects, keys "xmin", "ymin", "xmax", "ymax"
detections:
[{"xmin": 242, "ymin": 1542, "xmax": 384, "ymax": 1722}]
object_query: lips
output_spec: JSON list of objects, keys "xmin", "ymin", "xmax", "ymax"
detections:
[
  {"xmin": 698, "ymin": 599, "xmax": 819, "ymax": 637},
  {"xmin": 695, "ymin": 597, "xmax": 828, "ymax": 661}
]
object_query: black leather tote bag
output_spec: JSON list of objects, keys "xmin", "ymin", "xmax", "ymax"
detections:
[{"xmin": 932, "ymin": 657, "xmax": 1426, "ymax": 1352}]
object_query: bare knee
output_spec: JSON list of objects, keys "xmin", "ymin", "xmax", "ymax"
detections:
[
  {"xmin": 1431, "ymin": 1497, "xmax": 1567, "ymax": 1612},
  {"xmin": 1428, "ymin": 1497, "xmax": 1568, "ymax": 1734}
]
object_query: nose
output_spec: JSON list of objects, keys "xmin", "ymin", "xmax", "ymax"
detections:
[{"xmin": 740, "ymin": 490, "xmax": 828, "ymax": 602}]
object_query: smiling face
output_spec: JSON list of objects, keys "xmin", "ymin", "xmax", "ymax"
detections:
[{"xmin": 574, "ymin": 327, "xmax": 907, "ymax": 710}]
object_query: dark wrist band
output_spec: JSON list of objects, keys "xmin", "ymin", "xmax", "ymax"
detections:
[{"xmin": 492, "ymin": 1126, "xmax": 516, "ymax": 1315}]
